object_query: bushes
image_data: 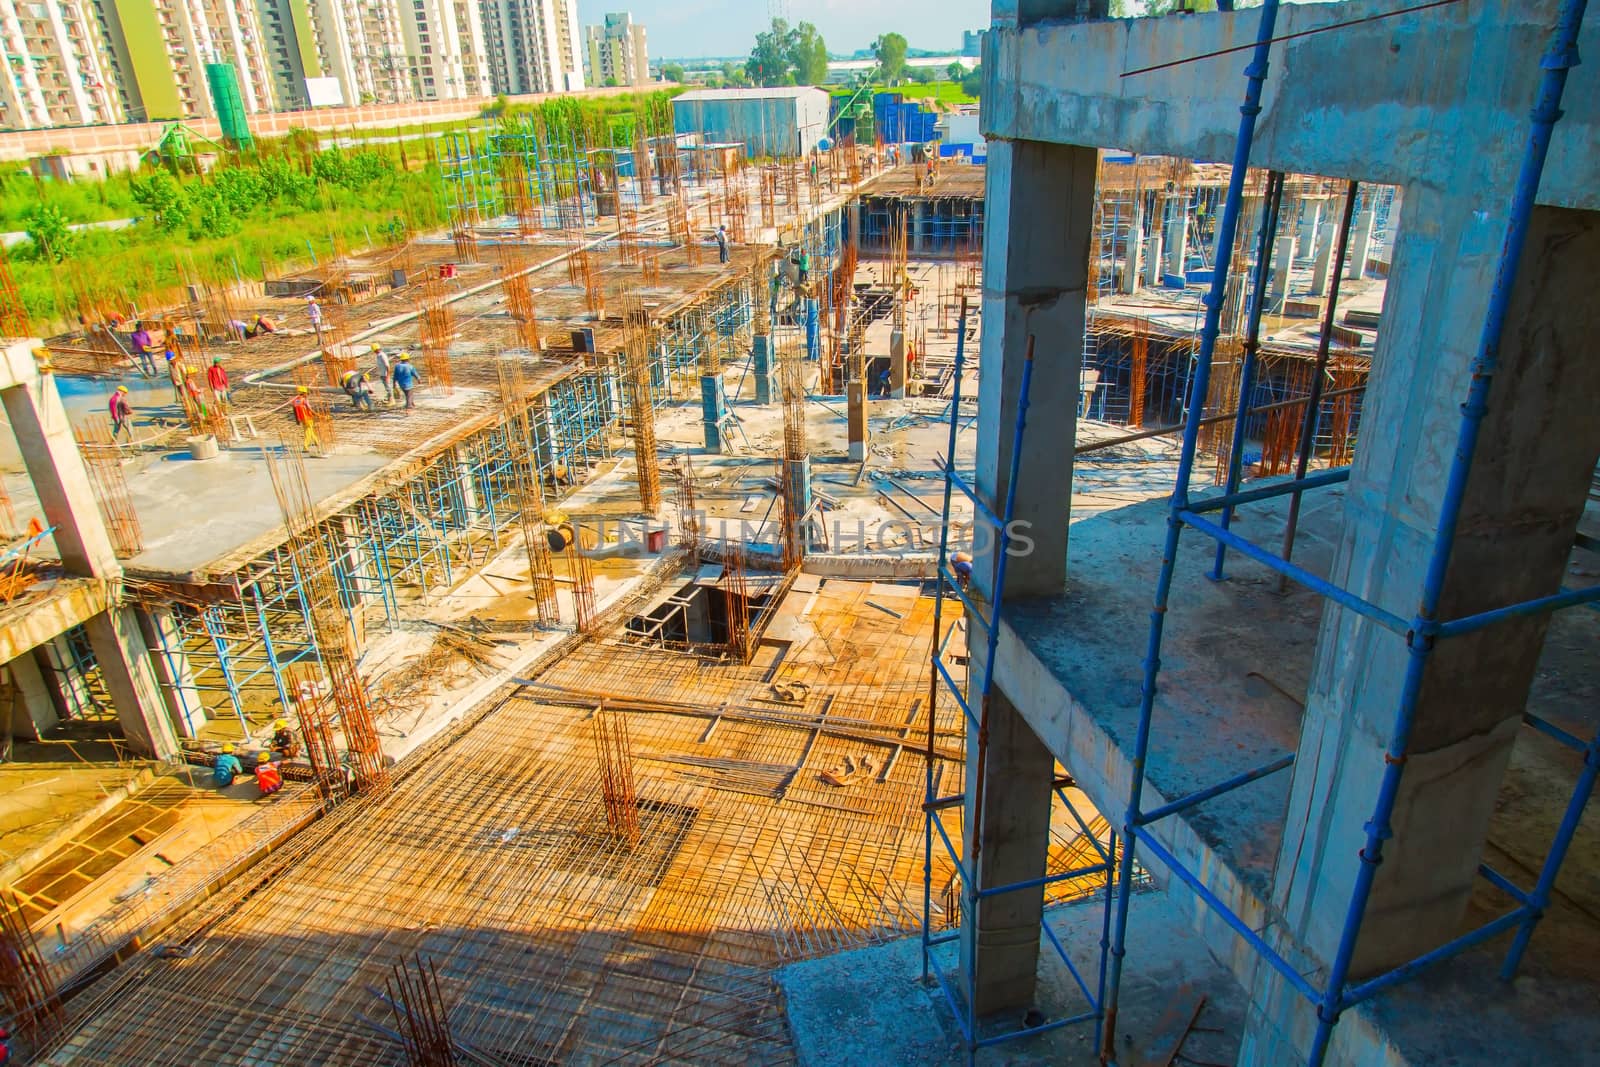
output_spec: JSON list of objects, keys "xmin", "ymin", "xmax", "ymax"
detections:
[{"xmin": 11, "ymin": 141, "xmax": 443, "ymax": 327}]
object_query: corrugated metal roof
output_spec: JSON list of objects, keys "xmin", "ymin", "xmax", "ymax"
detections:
[{"xmin": 674, "ymin": 87, "xmax": 829, "ymax": 102}]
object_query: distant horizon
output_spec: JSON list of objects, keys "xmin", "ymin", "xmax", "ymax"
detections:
[{"xmin": 575, "ymin": 1, "xmax": 985, "ymax": 62}]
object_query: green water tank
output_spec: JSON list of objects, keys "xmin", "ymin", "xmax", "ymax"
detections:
[{"xmin": 205, "ymin": 62, "xmax": 252, "ymax": 148}]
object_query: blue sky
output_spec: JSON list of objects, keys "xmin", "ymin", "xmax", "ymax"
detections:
[{"xmin": 576, "ymin": 1, "xmax": 987, "ymax": 62}]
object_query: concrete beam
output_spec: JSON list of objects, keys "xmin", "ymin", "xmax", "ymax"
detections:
[
  {"xmin": 982, "ymin": 0, "xmax": 1600, "ymax": 211},
  {"xmin": 0, "ymin": 578, "xmax": 114, "ymax": 665}
]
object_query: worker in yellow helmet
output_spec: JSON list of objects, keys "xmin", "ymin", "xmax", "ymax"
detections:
[
  {"xmin": 109, "ymin": 385, "xmax": 133, "ymax": 442},
  {"xmin": 271, "ymin": 717, "xmax": 299, "ymax": 760},
  {"xmin": 213, "ymin": 742, "xmax": 242, "ymax": 788},
  {"xmin": 291, "ymin": 386, "xmax": 319, "ymax": 454},
  {"xmin": 254, "ymin": 751, "xmax": 283, "ymax": 797}
]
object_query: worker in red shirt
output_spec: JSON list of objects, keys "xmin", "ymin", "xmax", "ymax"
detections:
[
  {"xmin": 291, "ymin": 385, "xmax": 318, "ymax": 453},
  {"xmin": 255, "ymin": 751, "xmax": 283, "ymax": 797},
  {"xmin": 206, "ymin": 357, "xmax": 230, "ymax": 410}
]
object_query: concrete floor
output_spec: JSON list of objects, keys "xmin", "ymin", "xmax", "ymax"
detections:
[{"xmin": 780, "ymin": 888, "xmax": 1247, "ymax": 1066}]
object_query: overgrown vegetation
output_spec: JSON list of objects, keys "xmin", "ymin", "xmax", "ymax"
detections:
[{"xmin": 2, "ymin": 90, "xmax": 677, "ymax": 331}]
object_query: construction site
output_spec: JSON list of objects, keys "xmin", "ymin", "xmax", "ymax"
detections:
[{"xmin": 0, "ymin": 2, "xmax": 1596, "ymax": 1064}]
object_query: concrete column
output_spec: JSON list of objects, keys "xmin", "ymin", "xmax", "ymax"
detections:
[
  {"xmin": 1308, "ymin": 214, "xmax": 1337, "ymax": 297},
  {"xmin": 975, "ymin": 137, "xmax": 1095, "ymax": 596},
  {"xmin": 888, "ymin": 329, "xmax": 907, "ymax": 399},
  {"xmin": 845, "ymin": 380, "xmax": 868, "ymax": 463},
  {"xmin": 1143, "ymin": 222, "xmax": 1163, "ymax": 288},
  {"xmin": 85, "ymin": 607, "xmax": 179, "ymax": 759},
  {"xmin": 752, "ymin": 334, "xmax": 772, "ymax": 405},
  {"xmin": 783, "ymin": 455, "xmax": 812, "ymax": 552},
  {"xmin": 1344, "ymin": 197, "xmax": 1376, "ymax": 280},
  {"xmin": 1267, "ymin": 231, "xmax": 1295, "ymax": 307},
  {"xmin": 913, "ymin": 202, "xmax": 928, "ymax": 255},
  {"xmin": 1121, "ymin": 193, "xmax": 1144, "ymax": 294},
  {"xmin": 136, "ymin": 607, "xmax": 203, "ymax": 739},
  {"xmin": 700, "ymin": 374, "xmax": 727, "ymax": 453},
  {"xmin": 962, "ymin": 138, "xmax": 1097, "ymax": 1017},
  {"xmin": 1243, "ymin": 202, "xmax": 1600, "ymax": 1062},
  {"xmin": 1163, "ymin": 194, "xmax": 1188, "ymax": 279},
  {"xmin": 453, "ymin": 448, "xmax": 480, "ymax": 526},
  {"xmin": 958, "ymin": 690, "xmax": 1056, "ymax": 1015},
  {"xmin": 5, "ymin": 651, "xmax": 58, "ymax": 742},
  {"xmin": 1298, "ymin": 196, "xmax": 1326, "ymax": 262},
  {"xmin": 1, "ymin": 374, "xmax": 119, "ymax": 579}
]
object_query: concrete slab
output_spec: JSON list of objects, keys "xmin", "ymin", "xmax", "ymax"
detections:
[
  {"xmin": 5, "ymin": 444, "xmax": 388, "ymax": 580},
  {"xmin": 990, "ymin": 479, "xmax": 1600, "ymax": 1063},
  {"xmin": 779, "ymin": 889, "xmax": 1246, "ymax": 1067}
]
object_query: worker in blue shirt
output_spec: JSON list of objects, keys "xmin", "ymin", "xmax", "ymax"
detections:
[
  {"xmin": 391, "ymin": 353, "xmax": 419, "ymax": 410},
  {"xmin": 213, "ymin": 742, "xmax": 242, "ymax": 787}
]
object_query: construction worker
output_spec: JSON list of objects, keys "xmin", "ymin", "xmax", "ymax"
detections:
[
  {"xmin": 271, "ymin": 718, "xmax": 299, "ymax": 760},
  {"xmin": 254, "ymin": 751, "xmax": 283, "ymax": 797},
  {"xmin": 714, "ymin": 224, "xmax": 729, "ymax": 264},
  {"xmin": 797, "ymin": 248, "xmax": 810, "ymax": 287},
  {"xmin": 165, "ymin": 349, "xmax": 186, "ymax": 403},
  {"xmin": 109, "ymin": 385, "xmax": 133, "ymax": 441},
  {"xmin": 951, "ymin": 550, "xmax": 974, "ymax": 587},
  {"xmin": 291, "ymin": 385, "xmax": 319, "ymax": 452},
  {"xmin": 129, "ymin": 320, "xmax": 157, "ymax": 376},
  {"xmin": 391, "ymin": 352, "xmax": 419, "ymax": 410},
  {"xmin": 306, "ymin": 295, "xmax": 324, "ymax": 346},
  {"xmin": 371, "ymin": 343, "xmax": 394, "ymax": 403},
  {"xmin": 207, "ymin": 357, "xmax": 230, "ymax": 410},
  {"xmin": 213, "ymin": 742, "xmax": 242, "ymax": 787},
  {"xmin": 341, "ymin": 368, "xmax": 374, "ymax": 411},
  {"xmin": 182, "ymin": 368, "xmax": 206, "ymax": 416}
]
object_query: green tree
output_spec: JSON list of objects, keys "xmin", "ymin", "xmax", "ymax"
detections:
[
  {"xmin": 25, "ymin": 204, "xmax": 73, "ymax": 261},
  {"xmin": 129, "ymin": 172, "xmax": 187, "ymax": 234},
  {"xmin": 793, "ymin": 22, "xmax": 829, "ymax": 85},
  {"xmin": 907, "ymin": 66, "xmax": 938, "ymax": 84},
  {"xmin": 959, "ymin": 65, "xmax": 982, "ymax": 99},
  {"xmin": 722, "ymin": 60, "xmax": 750, "ymax": 87},
  {"xmin": 873, "ymin": 32, "xmax": 908, "ymax": 85},
  {"xmin": 747, "ymin": 18, "xmax": 793, "ymax": 86},
  {"xmin": 946, "ymin": 61, "xmax": 967, "ymax": 81},
  {"xmin": 662, "ymin": 62, "xmax": 685, "ymax": 82}
]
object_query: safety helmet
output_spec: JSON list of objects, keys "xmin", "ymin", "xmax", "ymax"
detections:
[
  {"xmin": 370, "ymin": 344, "xmax": 381, "ymax": 352},
  {"xmin": 398, "ymin": 352, "xmax": 410, "ymax": 361},
  {"xmin": 116, "ymin": 385, "xmax": 128, "ymax": 393},
  {"xmin": 212, "ymin": 357, "xmax": 221, "ymax": 364},
  {"xmin": 258, "ymin": 751, "xmax": 273, "ymax": 762},
  {"xmin": 222, "ymin": 743, "xmax": 235, "ymax": 753},
  {"xmin": 297, "ymin": 386, "xmax": 309, "ymax": 394},
  {"xmin": 274, "ymin": 718, "xmax": 288, "ymax": 729},
  {"xmin": 165, "ymin": 350, "xmax": 177, "ymax": 360}
]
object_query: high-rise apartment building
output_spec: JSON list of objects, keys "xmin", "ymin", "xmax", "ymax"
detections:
[
  {"xmin": 0, "ymin": 0, "xmax": 124, "ymax": 128},
  {"xmin": 1, "ymin": 0, "xmax": 501, "ymax": 129},
  {"xmin": 583, "ymin": 12, "xmax": 645, "ymax": 88},
  {"xmin": 482, "ymin": 0, "xmax": 582, "ymax": 96},
  {"xmin": 400, "ymin": 0, "xmax": 490, "ymax": 101}
]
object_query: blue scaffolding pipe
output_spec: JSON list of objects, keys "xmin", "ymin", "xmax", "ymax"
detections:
[
  {"xmin": 1187, "ymin": 466, "xmax": 1352, "ymax": 515},
  {"xmin": 1134, "ymin": 753, "xmax": 1294, "ymax": 827},
  {"xmin": 1210, "ymin": 170, "xmax": 1282, "ymax": 580},
  {"xmin": 1102, "ymin": 1, "xmax": 1284, "ymax": 1057}
]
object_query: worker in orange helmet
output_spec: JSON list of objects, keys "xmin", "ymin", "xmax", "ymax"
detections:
[
  {"xmin": 254, "ymin": 751, "xmax": 283, "ymax": 797},
  {"xmin": 291, "ymin": 385, "xmax": 319, "ymax": 454}
]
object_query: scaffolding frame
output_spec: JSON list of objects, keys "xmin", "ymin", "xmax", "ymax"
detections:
[
  {"xmin": 1098, "ymin": 4, "xmax": 1600, "ymax": 1065},
  {"xmin": 923, "ymin": 303, "xmax": 1118, "ymax": 1062}
]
